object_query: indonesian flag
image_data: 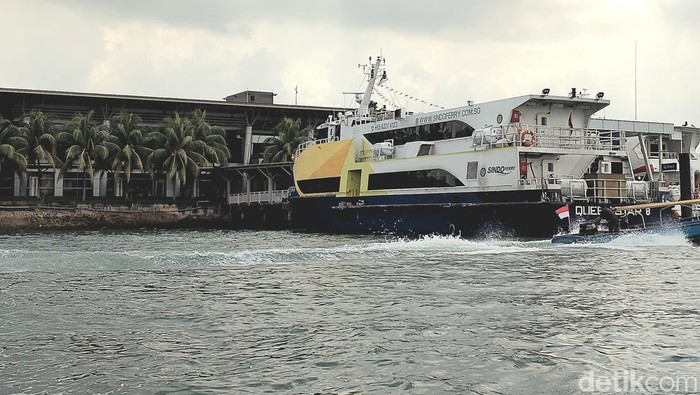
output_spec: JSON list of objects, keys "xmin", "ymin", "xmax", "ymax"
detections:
[{"xmin": 556, "ymin": 206, "xmax": 570, "ymax": 219}]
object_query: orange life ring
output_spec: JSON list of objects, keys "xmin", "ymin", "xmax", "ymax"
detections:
[{"xmin": 521, "ymin": 130, "xmax": 536, "ymax": 147}]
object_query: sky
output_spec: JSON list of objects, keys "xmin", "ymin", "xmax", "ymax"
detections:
[{"xmin": 1, "ymin": 0, "xmax": 698, "ymax": 125}]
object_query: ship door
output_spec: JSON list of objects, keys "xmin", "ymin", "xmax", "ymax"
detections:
[
  {"xmin": 536, "ymin": 115, "xmax": 548, "ymax": 133},
  {"xmin": 346, "ymin": 169, "xmax": 361, "ymax": 197}
]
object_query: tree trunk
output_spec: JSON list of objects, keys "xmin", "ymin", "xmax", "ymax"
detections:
[
  {"xmin": 36, "ymin": 161, "xmax": 43, "ymax": 200},
  {"xmin": 82, "ymin": 171, "xmax": 86, "ymax": 201}
]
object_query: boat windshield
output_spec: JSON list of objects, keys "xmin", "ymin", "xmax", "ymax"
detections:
[{"xmin": 365, "ymin": 120, "xmax": 475, "ymax": 145}]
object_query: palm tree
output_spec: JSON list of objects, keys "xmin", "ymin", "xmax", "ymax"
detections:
[
  {"xmin": 190, "ymin": 108, "xmax": 230, "ymax": 166},
  {"xmin": 0, "ymin": 117, "xmax": 28, "ymax": 173},
  {"xmin": 58, "ymin": 110, "xmax": 114, "ymax": 200},
  {"xmin": 146, "ymin": 112, "xmax": 211, "ymax": 192},
  {"xmin": 16, "ymin": 110, "xmax": 62, "ymax": 196},
  {"xmin": 107, "ymin": 112, "xmax": 152, "ymax": 189},
  {"xmin": 262, "ymin": 117, "xmax": 312, "ymax": 163}
]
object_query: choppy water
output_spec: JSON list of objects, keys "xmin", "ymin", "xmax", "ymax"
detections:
[{"xmin": 1, "ymin": 230, "xmax": 699, "ymax": 394}]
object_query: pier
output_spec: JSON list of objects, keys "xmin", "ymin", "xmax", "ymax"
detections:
[{"xmin": 215, "ymin": 162, "xmax": 294, "ymax": 229}]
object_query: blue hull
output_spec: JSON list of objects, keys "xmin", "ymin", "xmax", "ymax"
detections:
[
  {"xmin": 551, "ymin": 219, "xmax": 700, "ymax": 244},
  {"xmin": 291, "ymin": 191, "xmax": 569, "ymax": 237}
]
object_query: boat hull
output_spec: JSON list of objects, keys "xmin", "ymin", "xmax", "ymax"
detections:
[
  {"xmin": 551, "ymin": 218, "xmax": 700, "ymax": 244},
  {"xmin": 290, "ymin": 191, "xmax": 568, "ymax": 237}
]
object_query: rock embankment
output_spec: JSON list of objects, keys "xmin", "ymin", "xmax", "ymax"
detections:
[{"xmin": 0, "ymin": 205, "xmax": 222, "ymax": 232}]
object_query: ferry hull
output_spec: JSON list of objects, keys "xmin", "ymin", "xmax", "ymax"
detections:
[{"xmin": 290, "ymin": 192, "xmax": 568, "ymax": 237}]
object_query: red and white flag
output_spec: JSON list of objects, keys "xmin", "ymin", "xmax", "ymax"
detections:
[{"xmin": 556, "ymin": 206, "xmax": 570, "ymax": 219}]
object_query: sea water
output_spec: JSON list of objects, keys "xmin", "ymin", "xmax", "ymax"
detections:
[{"xmin": 1, "ymin": 230, "xmax": 699, "ymax": 394}]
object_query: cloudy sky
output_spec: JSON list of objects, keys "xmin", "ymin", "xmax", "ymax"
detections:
[{"xmin": 2, "ymin": 0, "xmax": 698, "ymax": 125}]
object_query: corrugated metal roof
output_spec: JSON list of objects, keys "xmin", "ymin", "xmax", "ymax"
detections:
[{"xmin": 0, "ymin": 87, "xmax": 347, "ymax": 112}]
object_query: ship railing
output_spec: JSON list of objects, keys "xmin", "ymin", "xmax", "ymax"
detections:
[
  {"xmin": 358, "ymin": 148, "xmax": 374, "ymax": 161},
  {"xmin": 521, "ymin": 176, "xmax": 699, "ymax": 204},
  {"xmin": 375, "ymin": 110, "xmax": 395, "ymax": 121},
  {"xmin": 357, "ymin": 149, "xmax": 388, "ymax": 162},
  {"xmin": 480, "ymin": 124, "xmax": 626, "ymax": 151},
  {"xmin": 660, "ymin": 151, "xmax": 679, "ymax": 159},
  {"xmin": 584, "ymin": 178, "xmax": 630, "ymax": 203},
  {"xmin": 227, "ymin": 189, "xmax": 289, "ymax": 205},
  {"xmin": 530, "ymin": 176, "xmax": 651, "ymax": 203},
  {"xmin": 357, "ymin": 148, "xmax": 394, "ymax": 162},
  {"xmin": 295, "ymin": 136, "xmax": 339, "ymax": 157},
  {"xmin": 519, "ymin": 177, "xmax": 560, "ymax": 187}
]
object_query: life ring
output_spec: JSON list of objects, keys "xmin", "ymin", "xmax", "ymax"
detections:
[{"xmin": 521, "ymin": 130, "xmax": 536, "ymax": 147}]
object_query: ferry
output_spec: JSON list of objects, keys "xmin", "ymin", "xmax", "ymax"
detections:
[{"xmin": 290, "ymin": 55, "xmax": 700, "ymax": 237}]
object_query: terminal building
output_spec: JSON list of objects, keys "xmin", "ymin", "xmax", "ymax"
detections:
[{"xmin": 0, "ymin": 87, "xmax": 346, "ymax": 205}]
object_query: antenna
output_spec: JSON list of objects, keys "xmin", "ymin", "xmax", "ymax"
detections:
[{"xmin": 634, "ymin": 41, "xmax": 638, "ymax": 120}]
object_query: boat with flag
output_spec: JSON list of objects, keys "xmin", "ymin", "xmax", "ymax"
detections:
[
  {"xmin": 552, "ymin": 199, "xmax": 700, "ymax": 244},
  {"xmin": 290, "ymin": 54, "xmax": 700, "ymax": 237}
]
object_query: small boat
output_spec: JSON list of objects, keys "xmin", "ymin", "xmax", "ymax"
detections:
[{"xmin": 552, "ymin": 199, "xmax": 700, "ymax": 244}]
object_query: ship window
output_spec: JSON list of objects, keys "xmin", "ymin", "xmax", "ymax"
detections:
[
  {"xmin": 650, "ymin": 142, "xmax": 658, "ymax": 154},
  {"xmin": 611, "ymin": 162, "xmax": 623, "ymax": 174},
  {"xmin": 648, "ymin": 137, "xmax": 660, "ymax": 157},
  {"xmin": 541, "ymin": 116, "xmax": 548, "ymax": 126},
  {"xmin": 417, "ymin": 144, "xmax": 433, "ymax": 156},
  {"xmin": 547, "ymin": 162, "xmax": 555, "ymax": 172},
  {"xmin": 466, "ymin": 161, "xmax": 478, "ymax": 180},
  {"xmin": 368, "ymin": 169, "xmax": 464, "ymax": 190},
  {"xmin": 297, "ymin": 177, "xmax": 340, "ymax": 194},
  {"xmin": 365, "ymin": 120, "xmax": 474, "ymax": 146}
]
